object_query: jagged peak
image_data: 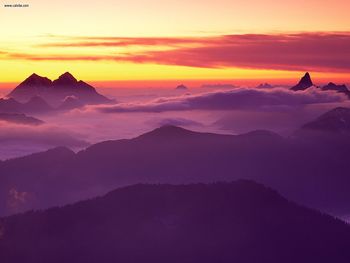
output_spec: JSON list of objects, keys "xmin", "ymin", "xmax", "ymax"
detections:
[
  {"xmin": 20, "ymin": 73, "xmax": 52, "ymax": 86},
  {"xmin": 291, "ymin": 72, "xmax": 313, "ymax": 91},
  {"xmin": 60, "ymin": 72, "xmax": 76, "ymax": 79},
  {"xmin": 53, "ymin": 72, "xmax": 78, "ymax": 85}
]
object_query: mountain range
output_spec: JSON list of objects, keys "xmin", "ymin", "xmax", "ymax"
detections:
[
  {"xmin": 6, "ymin": 72, "xmax": 111, "ymax": 107},
  {"xmin": 1, "ymin": 107, "xmax": 350, "ymax": 219},
  {"xmin": 1, "ymin": 181, "xmax": 350, "ymax": 263},
  {"xmin": 291, "ymin": 72, "xmax": 350, "ymax": 97}
]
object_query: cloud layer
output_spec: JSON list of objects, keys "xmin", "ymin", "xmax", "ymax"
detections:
[
  {"xmin": 0, "ymin": 122, "xmax": 89, "ymax": 159},
  {"xmin": 94, "ymin": 87, "xmax": 347, "ymax": 113}
]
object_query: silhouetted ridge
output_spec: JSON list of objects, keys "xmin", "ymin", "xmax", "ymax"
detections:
[
  {"xmin": 138, "ymin": 125, "xmax": 202, "ymax": 139},
  {"xmin": 322, "ymin": 82, "xmax": 349, "ymax": 93},
  {"xmin": 300, "ymin": 107, "xmax": 350, "ymax": 134},
  {"xmin": 291, "ymin": 72, "xmax": 313, "ymax": 91},
  {"xmin": 321, "ymin": 82, "xmax": 350, "ymax": 98},
  {"xmin": 1, "ymin": 119, "xmax": 350, "ymax": 219},
  {"xmin": 7, "ymin": 72, "xmax": 111, "ymax": 105},
  {"xmin": 6, "ymin": 146, "xmax": 75, "ymax": 162},
  {"xmin": 1, "ymin": 181, "xmax": 350, "ymax": 263},
  {"xmin": 20, "ymin": 73, "xmax": 52, "ymax": 87}
]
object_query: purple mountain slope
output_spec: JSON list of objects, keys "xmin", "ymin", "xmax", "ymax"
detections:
[
  {"xmin": 0, "ymin": 96, "xmax": 53, "ymax": 114},
  {"xmin": 1, "ymin": 181, "xmax": 350, "ymax": 263},
  {"xmin": 296, "ymin": 107, "xmax": 350, "ymax": 136},
  {"xmin": 0, "ymin": 98, "xmax": 22, "ymax": 113},
  {"xmin": 1, "ymin": 110, "xmax": 350, "ymax": 220}
]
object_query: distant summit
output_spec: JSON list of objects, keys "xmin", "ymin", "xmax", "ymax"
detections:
[
  {"xmin": 299, "ymin": 107, "xmax": 350, "ymax": 135},
  {"xmin": 321, "ymin": 82, "xmax": 350, "ymax": 97},
  {"xmin": 291, "ymin": 72, "xmax": 313, "ymax": 91},
  {"xmin": 138, "ymin": 125, "xmax": 199, "ymax": 139},
  {"xmin": 7, "ymin": 72, "xmax": 111, "ymax": 106},
  {"xmin": 175, "ymin": 84, "xmax": 188, "ymax": 90},
  {"xmin": 0, "ymin": 113, "xmax": 44, "ymax": 125},
  {"xmin": 290, "ymin": 73, "xmax": 350, "ymax": 100},
  {"xmin": 256, "ymin": 83, "xmax": 274, "ymax": 89}
]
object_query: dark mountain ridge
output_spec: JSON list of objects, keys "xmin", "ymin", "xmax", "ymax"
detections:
[
  {"xmin": 290, "ymin": 72, "xmax": 350, "ymax": 98},
  {"xmin": 1, "ymin": 181, "xmax": 350, "ymax": 263},
  {"xmin": 0, "ymin": 108, "xmax": 350, "ymax": 220},
  {"xmin": 298, "ymin": 107, "xmax": 350, "ymax": 135}
]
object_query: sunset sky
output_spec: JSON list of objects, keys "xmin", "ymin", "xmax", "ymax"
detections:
[{"xmin": 0, "ymin": 0, "xmax": 349, "ymax": 86}]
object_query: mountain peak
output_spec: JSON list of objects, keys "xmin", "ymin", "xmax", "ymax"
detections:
[
  {"xmin": 175, "ymin": 84, "xmax": 188, "ymax": 90},
  {"xmin": 322, "ymin": 82, "xmax": 349, "ymax": 94},
  {"xmin": 139, "ymin": 125, "xmax": 199, "ymax": 139},
  {"xmin": 256, "ymin": 83, "xmax": 273, "ymax": 89},
  {"xmin": 298, "ymin": 107, "xmax": 350, "ymax": 135},
  {"xmin": 291, "ymin": 72, "xmax": 313, "ymax": 91},
  {"xmin": 61, "ymin": 71, "xmax": 76, "ymax": 79},
  {"xmin": 20, "ymin": 73, "xmax": 52, "ymax": 87},
  {"xmin": 53, "ymin": 72, "xmax": 78, "ymax": 86}
]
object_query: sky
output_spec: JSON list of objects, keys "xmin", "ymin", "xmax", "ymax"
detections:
[{"xmin": 0, "ymin": 0, "xmax": 349, "ymax": 86}]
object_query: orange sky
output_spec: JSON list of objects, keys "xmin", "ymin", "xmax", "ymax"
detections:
[{"xmin": 0, "ymin": 0, "xmax": 349, "ymax": 86}]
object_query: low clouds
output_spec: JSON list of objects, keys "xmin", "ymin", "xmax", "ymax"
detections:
[
  {"xmin": 94, "ymin": 87, "xmax": 347, "ymax": 113},
  {"xmin": 3, "ymin": 32, "xmax": 350, "ymax": 72},
  {"xmin": 0, "ymin": 85, "xmax": 348, "ymax": 160},
  {"xmin": 0, "ymin": 122, "xmax": 88, "ymax": 146},
  {"xmin": 0, "ymin": 122, "xmax": 89, "ymax": 159}
]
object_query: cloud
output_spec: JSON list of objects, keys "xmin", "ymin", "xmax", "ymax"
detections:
[
  {"xmin": 38, "ymin": 36, "xmax": 206, "ymax": 47},
  {"xmin": 3, "ymin": 32, "xmax": 346, "ymax": 72},
  {"xmin": 93, "ymin": 87, "xmax": 347, "ymax": 113},
  {"xmin": 0, "ymin": 122, "xmax": 89, "ymax": 148}
]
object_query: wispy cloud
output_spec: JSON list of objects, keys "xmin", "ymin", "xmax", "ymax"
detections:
[
  {"xmin": 0, "ymin": 122, "xmax": 89, "ymax": 147},
  {"xmin": 3, "ymin": 32, "xmax": 350, "ymax": 72}
]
